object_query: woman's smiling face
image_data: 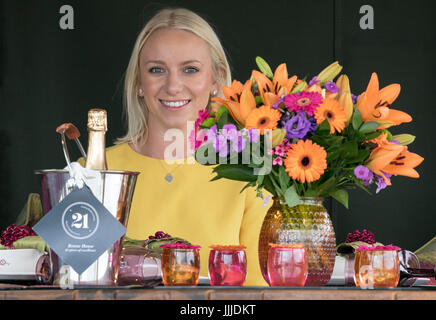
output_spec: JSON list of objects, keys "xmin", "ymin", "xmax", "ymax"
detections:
[{"xmin": 138, "ymin": 28, "xmax": 217, "ymax": 133}]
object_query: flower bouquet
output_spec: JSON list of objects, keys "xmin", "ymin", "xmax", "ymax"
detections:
[
  {"xmin": 191, "ymin": 57, "xmax": 424, "ymax": 286},
  {"xmin": 191, "ymin": 57, "xmax": 423, "ymax": 208}
]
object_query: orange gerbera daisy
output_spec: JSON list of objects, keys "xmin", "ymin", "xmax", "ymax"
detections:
[
  {"xmin": 314, "ymin": 97, "xmax": 347, "ymax": 134},
  {"xmin": 245, "ymin": 105, "xmax": 281, "ymax": 135},
  {"xmin": 284, "ymin": 140, "xmax": 327, "ymax": 183}
]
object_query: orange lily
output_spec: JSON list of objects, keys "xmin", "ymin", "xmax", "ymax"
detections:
[
  {"xmin": 221, "ymin": 79, "xmax": 252, "ymax": 102},
  {"xmin": 366, "ymin": 141, "xmax": 406, "ymax": 185},
  {"xmin": 336, "ymin": 74, "xmax": 353, "ymax": 123},
  {"xmin": 212, "ymin": 86, "xmax": 256, "ymax": 127},
  {"xmin": 252, "ymin": 63, "xmax": 297, "ymax": 106},
  {"xmin": 365, "ymin": 133, "xmax": 424, "ymax": 185},
  {"xmin": 356, "ymin": 73, "xmax": 412, "ymax": 129},
  {"xmin": 382, "ymin": 149, "xmax": 423, "ymax": 179}
]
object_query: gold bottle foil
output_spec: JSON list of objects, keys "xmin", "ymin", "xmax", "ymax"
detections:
[
  {"xmin": 87, "ymin": 109, "xmax": 107, "ymax": 131},
  {"xmin": 85, "ymin": 108, "xmax": 108, "ymax": 170}
]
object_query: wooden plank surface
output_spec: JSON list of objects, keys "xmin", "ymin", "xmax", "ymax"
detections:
[{"xmin": 0, "ymin": 286, "xmax": 435, "ymax": 300}]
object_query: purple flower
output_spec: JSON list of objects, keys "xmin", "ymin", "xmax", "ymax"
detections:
[
  {"xmin": 325, "ymin": 81, "xmax": 339, "ymax": 94},
  {"xmin": 284, "ymin": 111, "xmax": 312, "ymax": 139},
  {"xmin": 280, "ymin": 112, "xmax": 292, "ymax": 127},
  {"xmin": 308, "ymin": 116, "xmax": 318, "ymax": 135},
  {"xmin": 351, "ymin": 94, "xmax": 360, "ymax": 105},
  {"xmin": 272, "ymin": 94, "xmax": 286, "ymax": 109},
  {"xmin": 308, "ymin": 76, "xmax": 320, "ymax": 87},
  {"xmin": 222, "ymin": 124, "xmax": 238, "ymax": 140},
  {"xmin": 248, "ymin": 128, "xmax": 260, "ymax": 143},
  {"xmin": 230, "ymin": 134, "xmax": 247, "ymax": 153},
  {"xmin": 262, "ymin": 195, "xmax": 271, "ymax": 207},
  {"xmin": 206, "ymin": 125, "xmax": 229, "ymax": 157},
  {"xmin": 354, "ymin": 165, "xmax": 373, "ymax": 186},
  {"xmin": 375, "ymin": 172, "xmax": 392, "ymax": 194},
  {"xmin": 390, "ymin": 139, "xmax": 401, "ymax": 145},
  {"xmin": 213, "ymin": 134, "xmax": 229, "ymax": 157},
  {"xmin": 206, "ymin": 124, "xmax": 217, "ymax": 143}
]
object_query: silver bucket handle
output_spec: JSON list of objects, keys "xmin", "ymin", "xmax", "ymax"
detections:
[{"xmin": 58, "ymin": 129, "xmax": 87, "ymax": 171}]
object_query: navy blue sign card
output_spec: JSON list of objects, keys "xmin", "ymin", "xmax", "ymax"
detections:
[{"xmin": 33, "ymin": 186, "xmax": 127, "ymax": 275}]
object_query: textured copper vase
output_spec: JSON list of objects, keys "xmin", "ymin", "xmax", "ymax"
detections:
[{"xmin": 258, "ymin": 197, "xmax": 336, "ymax": 286}]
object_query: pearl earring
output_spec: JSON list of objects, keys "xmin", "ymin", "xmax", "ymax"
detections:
[
  {"xmin": 212, "ymin": 89, "xmax": 218, "ymax": 96},
  {"xmin": 138, "ymin": 88, "xmax": 143, "ymax": 95}
]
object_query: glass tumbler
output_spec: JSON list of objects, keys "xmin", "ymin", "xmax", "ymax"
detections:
[
  {"xmin": 208, "ymin": 245, "xmax": 247, "ymax": 286},
  {"xmin": 267, "ymin": 244, "xmax": 308, "ymax": 286},
  {"xmin": 161, "ymin": 248, "xmax": 200, "ymax": 286},
  {"xmin": 117, "ymin": 246, "xmax": 162, "ymax": 286},
  {"xmin": 355, "ymin": 249, "xmax": 400, "ymax": 288}
]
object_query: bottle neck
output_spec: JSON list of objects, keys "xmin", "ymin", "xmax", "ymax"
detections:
[{"xmin": 85, "ymin": 130, "xmax": 107, "ymax": 170}]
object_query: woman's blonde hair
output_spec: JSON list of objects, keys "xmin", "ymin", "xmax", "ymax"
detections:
[{"xmin": 116, "ymin": 7, "xmax": 232, "ymax": 145}]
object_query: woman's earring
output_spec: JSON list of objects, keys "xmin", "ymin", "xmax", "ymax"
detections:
[
  {"xmin": 138, "ymin": 88, "xmax": 143, "ymax": 96},
  {"xmin": 212, "ymin": 89, "xmax": 218, "ymax": 96}
]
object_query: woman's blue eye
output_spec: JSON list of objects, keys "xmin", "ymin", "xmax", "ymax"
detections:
[
  {"xmin": 185, "ymin": 67, "xmax": 199, "ymax": 73},
  {"xmin": 149, "ymin": 67, "xmax": 164, "ymax": 73}
]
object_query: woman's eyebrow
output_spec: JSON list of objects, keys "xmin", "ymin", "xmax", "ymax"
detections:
[
  {"xmin": 144, "ymin": 59, "xmax": 203, "ymax": 65},
  {"xmin": 144, "ymin": 60, "xmax": 165, "ymax": 65},
  {"xmin": 181, "ymin": 60, "xmax": 203, "ymax": 65}
]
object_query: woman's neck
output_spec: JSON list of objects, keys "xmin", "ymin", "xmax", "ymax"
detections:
[{"xmin": 130, "ymin": 125, "xmax": 193, "ymax": 160}]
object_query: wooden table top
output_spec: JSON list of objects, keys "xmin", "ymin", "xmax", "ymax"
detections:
[{"xmin": 0, "ymin": 284, "xmax": 435, "ymax": 300}]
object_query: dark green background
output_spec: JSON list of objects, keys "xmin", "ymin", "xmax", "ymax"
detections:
[{"xmin": 1, "ymin": 0, "xmax": 434, "ymax": 251}]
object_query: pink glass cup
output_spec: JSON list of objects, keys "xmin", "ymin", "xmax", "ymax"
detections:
[
  {"xmin": 267, "ymin": 244, "xmax": 308, "ymax": 286},
  {"xmin": 208, "ymin": 245, "xmax": 247, "ymax": 286}
]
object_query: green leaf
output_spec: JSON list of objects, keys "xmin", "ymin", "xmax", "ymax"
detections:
[
  {"xmin": 217, "ymin": 108, "xmax": 229, "ymax": 129},
  {"xmin": 278, "ymin": 165, "xmax": 290, "ymax": 192},
  {"xmin": 240, "ymin": 181, "xmax": 256, "ymax": 193},
  {"xmin": 341, "ymin": 141, "xmax": 358, "ymax": 158},
  {"xmin": 359, "ymin": 121, "xmax": 380, "ymax": 133},
  {"xmin": 352, "ymin": 108, "xmax": 363, "ymax": 131},
  {"xmin": 362, "ymin": 130, "xmax": 382, "ymax": 141},
  {"xmin": 200, "ymin": 117, "xmax": 216, "ymax": 129},
  {"xmin": 209, "ymin": 175, "xmax": 222, "ymax": 182},
  {"xmin": 329, "ymin": 189, "xmax": 349, "ymax": 209},
  {"xmin": 263, "ymin": 175, "xmax": 277, "ymax": 196},
  {"xmin": 255, "ymin": 56, "xmax": 273, "ymax": 79},
  {"xmin": 217, "ymin": 105, "xmax": 227, "ymax": 119},
  {"xmin": 316, "ymin": 176, "xmax": 336, "ymax": 196},
  {"xmin": 12, "ymin": 236, "xmax": 49, "ymax": 254},
  {"xmin": 291, "ymin": 81, "xmax": 307, "ymax": 94},
  {"xmin": 345, "ymin": 148, "xmax": 371, "ymax": 164},
  {"xmin": 255, "ymin": 95, "xmax": 263, "ymax": 105},
  {"xmin": 315, "ymin": 119, "xmax": 331, "ymax": 135},
  {"xmin": 212, "ymin": 164, "xmax": 257, "ymax": 182},
  {"xmin": 256, "ymin": 172, "xmax": 265, "ymax": 186},
  {"xmin": 284, "ymin": 185, "xmax": 301, "ymax": 207}
]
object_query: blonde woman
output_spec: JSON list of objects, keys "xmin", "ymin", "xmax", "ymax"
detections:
[{"xmin": 107, "ymin": 7, "xmax": 269, "ymax": 286}]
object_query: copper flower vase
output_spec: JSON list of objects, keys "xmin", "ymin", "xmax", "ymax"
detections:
[{"xmin": 258, "ymin": 197, "xmax": 336, "ymax": 286}]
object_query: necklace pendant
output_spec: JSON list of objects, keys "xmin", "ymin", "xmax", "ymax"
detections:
[{"xmin": 164, "ymin": 173, "xmax": 174, "ymax": 183}]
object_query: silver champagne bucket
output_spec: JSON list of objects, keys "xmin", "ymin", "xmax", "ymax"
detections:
[{"xmin": 34, "ymin": 128, "xmax": 139, "ymax": 286}]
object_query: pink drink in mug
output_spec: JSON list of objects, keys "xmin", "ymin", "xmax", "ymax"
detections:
[
  {"xmin": 208, "ymin": 245, "xmax": 247, "ymax": 286},
  {"xmin": 267, "ymin": 243, "xmax": 308, "ymax": 286}
]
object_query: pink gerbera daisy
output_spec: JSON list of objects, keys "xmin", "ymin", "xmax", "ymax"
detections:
[
  {"xmin": 189, "ymin": 109, "xmax": 213, "ymax": 150},
  {"xmin": 283, "ymin": 91, "xmax": 323, "ymax": 116}
]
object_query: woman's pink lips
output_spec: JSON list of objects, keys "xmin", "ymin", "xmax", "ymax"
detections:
[{"xmin": 159, "ymin": 99, "xmax": 191, "ymax": 110}]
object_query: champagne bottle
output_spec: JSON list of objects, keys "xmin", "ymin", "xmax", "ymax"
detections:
[
  {"xmin": 400, "ymin": 266, "xmax": 436, "ymax": 280},
  {"xmin": 85, "ymin": 109, "xmax": 108, "ymax": 170}
]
